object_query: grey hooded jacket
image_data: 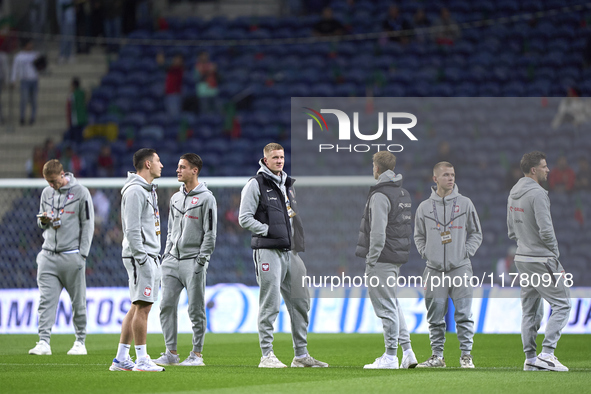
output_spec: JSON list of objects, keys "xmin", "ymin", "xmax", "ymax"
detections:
[
  {"xmin": 507, "ymin": 177, "xmax": 559, "ymax": 259},
  {"xmin": 164, "ymin": 182, "xmax": 217, "ymax": 265},
  {"xmin": 121, "ymin": 172, "xmax": 161, "ymax": 264},
  {"xmin": 414, "ymin": 184, "xmax": 482, "ymax": 272},
  {"xmin": 239, "ymin": 159, "xmax": 290, "ymax": 238},
  {"xmin": 38, "ymin": 172, "xmax": 94, "ymax": 257}
]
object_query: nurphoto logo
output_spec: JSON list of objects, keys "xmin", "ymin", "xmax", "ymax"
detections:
[{"xmin": 303, "ymin": 107, "xmax": 418, "ymax": 153}]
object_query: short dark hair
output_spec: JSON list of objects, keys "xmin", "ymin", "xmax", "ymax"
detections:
[
  {"xmin": 180, "ymin": 153, "xmax": 203, "ymax": 175},
  {"xmin": 133, "ymin": 148, "xmax": 157, "ymax": 171},
  {"xmin": 520, "ymin": 151, "xmax": 546, "ymax": 175},
  {"xmin": 72, "ymin": 77, "xmax": 80, "ymax": 89}
]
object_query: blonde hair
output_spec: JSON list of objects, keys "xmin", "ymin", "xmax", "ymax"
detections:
[
  {"xmin": 42, "ymin": 159, "xmax": 63, "ymax": 177},
  {"xmin": 263, "ymin": 142, "xmax": 284, "ymax": 156},
  {"xmin": 433, "ymin": 161, "xmax": 453, "ymax": 175},
  {"xmin": 373, "ymin": 151, "xmax": 397, "ymax": 174}
]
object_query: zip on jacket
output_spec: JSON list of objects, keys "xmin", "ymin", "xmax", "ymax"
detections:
[{"xmin": 414, "ymin": 184, "xmax": 482, "ymax": 272}]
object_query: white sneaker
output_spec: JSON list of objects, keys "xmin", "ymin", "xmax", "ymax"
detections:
[
  {"xmin": 180, "ymin": 352, "xmax": 205, "ymax": 366},
  {"xmin": 527, "ymin": 354, "xmax": 568, "ymax": 372},
  {"xmin": 259, "ymin": 351, "xmax": 287, "ymax": 368},
  {"xmin": 29, "ymin": 340, "xmax": 52, "ymax": 355},
  {"xmin": 416, "ymin": 355, "xmax": 446, "ymax": 368},
  {"xmin": 400, "ymin": 350, "xmax": 418, "ymax": 369},
  {"xmin": 291, "ymin": 354, "xmax": 329, "ymax": 368},
  {"xmin": 109, "ymin": 356, "xmax": 135, "ymax": 371},
  {"xmin": 524, "ymin": 360, "xmax": 549, "ymax": 371},
  {"xmin": 67, "ymin": 341, "xmax": 87, "ymax": 355},
  {"xmin": 460, "ymin": 354, "xmax": 475, "ymax": 368},
  {"xmin": 364, "ymin": 354, "xmax": 399, "ymax": 369},
  {"xmin": 133, "ymin": 356, "xmax": 165, "ymax": 372},
  {"xmin": 154, "ymin": 350, "xmax": 180, "ymax": 365}
]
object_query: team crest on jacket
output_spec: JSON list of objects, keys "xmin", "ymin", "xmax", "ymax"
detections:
[
  {"xmin": 191, "ymin": 197, "xmax": 199, "ymax": 204},
  {"xmin": 144, "ymin": 287, "xmax": 152, "ymax": 296},
  {"xmin": 454, "ymin": 205, "xmax": 460, "ymax": 213},
  {"xmin": 262, "ymin": 263, "xmax": 270, "ymax": 272},
  {"xmin": 67, "ymin": 193, "xmax": 75, "ymax": 200}
]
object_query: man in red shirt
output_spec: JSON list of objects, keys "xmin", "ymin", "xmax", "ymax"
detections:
[
  {"xmin": 157, "ymin": 53, "xmax": 184, "ymax": 118},
  {"xmin": 548, "ymin": 156, "xmax": 575, "ymax": 193}
]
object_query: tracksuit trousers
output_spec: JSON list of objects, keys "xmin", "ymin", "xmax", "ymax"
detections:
[
  {"xmin": 422, "ymin": 265, "xmax": 475, "ymax": 357},
  {"xmin": 515, "ymin": 258, "xmax": 571, "ymax": 359},
  {"xmin": 159, "ymin": 255, "xmax": 208, "ymax": 353},
  {"xmin": 253, "ymin": 249, "xmax": 309, "ymax": 357},
  {"xmin": 36, "ymin": 250, "xmax": 87, "ymax": 344},
  {"xmin": 366, "ymin": 263, "xmax": 412, "ymax": 355}
]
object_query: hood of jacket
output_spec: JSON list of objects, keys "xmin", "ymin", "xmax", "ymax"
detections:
[
  {"xmin": 509, "ymin": 177, "xmax": 545, "ymax": 200},
  {"xmin": 257, "ymin": 158, "xmax": 287, "ymax": 187},
  {"xmin": 376, "ymin": 169, "xmax": 403, "ymax": 186},
  {"xmin": 429, "ymin": 183, "xmax": 460, "ymax": 203},
  {"xmin": 57, "ymin": 172, "xmax": 78, "ymax": 192},
  {"xmin": 178, "ymin": 182, "xmax": 210, "ymax": 196},
  {"xmin": 121, "ymin": 172, "xmax": 154, "ymax": 195}
]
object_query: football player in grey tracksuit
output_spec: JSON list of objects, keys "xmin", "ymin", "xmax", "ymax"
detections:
[
  {"xmin": 154, "ymin": 153, "xmax": 217, "ymax": 367},
  {"xmin": 239, "ymin": 142, "xmax": 328, "ymax": 368},
  {"xmin": 414, "ymin": 161, "xmax": 482, "ymax": 369},
  {"xmin": 508, "ymin": 151, "xmax": 571, "ymax": 372},
  {"xmin": 356, "ymin": 151, "xmax": 418, "ymax": 370},
  {"xmin": 110, "ymin": 148, "xmax": 164, "ymax": 372},
  {"xmin": 29, "ymin": 160, "xmax": 94, "ymax": 356}
]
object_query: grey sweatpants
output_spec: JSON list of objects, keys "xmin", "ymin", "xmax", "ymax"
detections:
[
  {"xmin": 423, "ymin": 265, "xmax": 474, "ymax": 357},
  {"xmin": 366, "ymin": 263, "xmax": 412, "ymax": 355},
  {"xmin": 515, "ymin": 258, "xmax": 571, "ymax": 359},
  {"xmin": 36, "ymin": 250, "xmax": 87, "ymax": 344},
  {"xmin": 159, "ymin": 255, "xmax": 208, "ymax": 353},
  {"xmin": 254, "ymin": 249, "xmax": 309, "ymax": 357}
]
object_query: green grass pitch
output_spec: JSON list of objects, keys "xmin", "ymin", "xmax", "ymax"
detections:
[{"xmin": 1, "ymin": 333, "xmax": 589, "ymax": 393}]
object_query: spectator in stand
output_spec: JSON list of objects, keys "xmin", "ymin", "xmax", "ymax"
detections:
[
  {"xmin": 194, "ymin": 52, "xmax": 220, "ymax": 114},
  {"xmin": 11, "ymin": 40, "xmax": 40, "ymax": 126},
  {"xmin": 57, "ymin": 0, "xmax": 76, "ymax": 63},
  {"xmin": 551, "ymin": 87, "xmax": 591, "ymax": 129},
  {"xmin": 157, "ymin": 52, "xmax": 184, "ymax": 119},
  {"xmin": 434, "ymin": 7, "xmax": 461, "ymax": 46},
  {"xmin": 382, "ymin": 5, "xmax": 411, "ymax": 43},
  {"xmin": 575, "ymin": 157, "xmax": 590, "ymax": 191},
  {"xmin": 97, "ymin": 144, "xmax": 115, "ymax": 177},
  {"xmin": 103, "ymin": 0, "xmax": 123, "ymax": 53},
  {"xmin": 26, "ymin": 146, "xmax": 46, "ymax": 178},
  {"xmin": 548, "ymin": 156, "xmax": 575, "ymax": 193},
  {"xmin": 505, "ymin": 163, "xmax": 524, "ymax": 191},
  {"xmin": 313, "ymin": 7, "xmax": 345, "ymax": 37},
  {"xmin": 66, "ymin": 77, "xmax": 88, "ymax": 143},
  {"xmin": 42, "ymin": 138, "xmax": 60, "ymax": 162},
  {"xmin": 91, "ymin": 188, "xmax": 111, "ymax": 229},
  {"xmin": 62, "ymin": 146, "xmax": 85, "ymax": 175},
  {"xmin": 76, "ymin": 0, "xmax": 92, "ymax": 54},
  {"xmin": 90, "ymin": 0, "xmax": 105, "ymax": 39},
  {"xmin": 0, "ymin": 47, "xmax": 9, "ymax": 124},
  {"xmin": 411, "ymin": 8, "xmax": 431, "ymax": 42},
  {"xmin": 29, "ymin": 0, "xmax": 48, "ymax": 47}
]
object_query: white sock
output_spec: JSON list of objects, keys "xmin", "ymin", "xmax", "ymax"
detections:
[
  {"xmin": 403, "ymin": 349, "xmax": 414, "ymax": 357},
  {"xmin": 383, "ymin": 353, "xmax": 396, "ymax": 362},
  {"xmin": 116, "ymin": 343, "xmax": 130, "ymax": 361},
  {"xmin": 539, "ymin": 352, "xmax": 553, "ymax": 358},
  {"xmin": 295, "ymin": 353, "xmax": 308, "ymax": 359},
  {"xmin": 526, "ymin": 357, "xmax": 537, "ymax": 363},
  {"xmin": 135, "ymin": 345, "xmax": 147, "ymax": 360}
]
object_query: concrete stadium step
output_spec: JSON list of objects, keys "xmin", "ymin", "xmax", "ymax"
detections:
[{"xmin": 0, "ymin": 47, "xmax": 108, "ymax": 178}]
